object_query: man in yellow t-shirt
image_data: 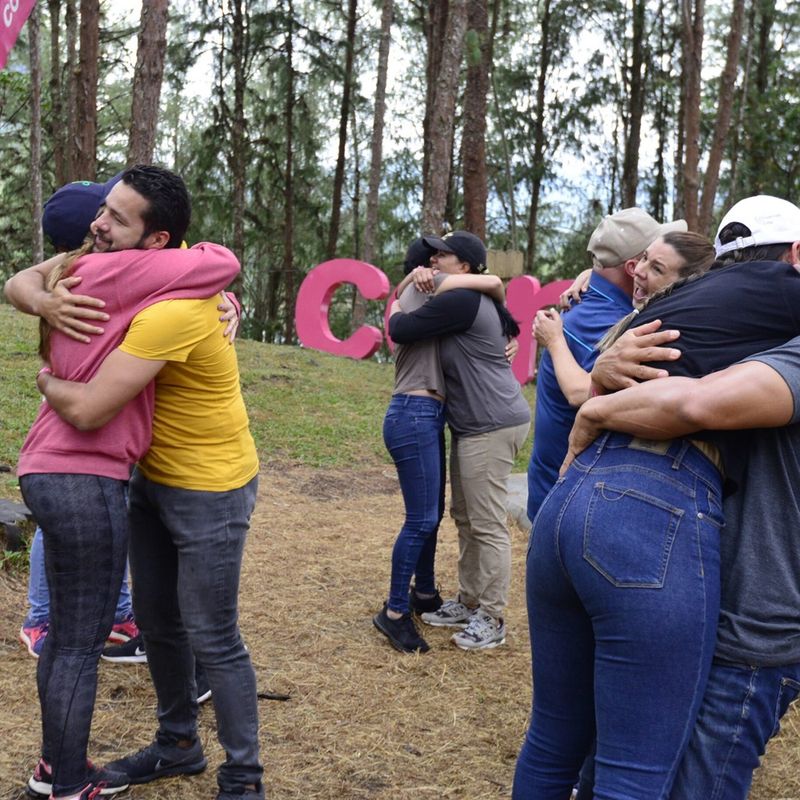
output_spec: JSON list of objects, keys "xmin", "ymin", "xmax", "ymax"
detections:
[{"xmin": 22, "ymin": 166, "xmax": 264, "ymax": 800}]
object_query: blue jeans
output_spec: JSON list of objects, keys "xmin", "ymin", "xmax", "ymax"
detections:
[
  {"xmin": 670, "ymin": 660, "xmax": 800, "ymax": 799},
  {"xmin": 128, "ymin": 470, "xmax": 262, "ymax": 794},
  {"xmin": 383, "ymin": 394, "xmax": 445, "ymax": 614},
  {"xmin": 27, "ymin": 525, "xmax": 132, "ymax": 626},
  {"xmin": 20, "ymin": 474, "xmax": 129, "ymax": 797},
  {"xmin": 513, "ymin": 432, "xmax": 724, "ymax": 800}
]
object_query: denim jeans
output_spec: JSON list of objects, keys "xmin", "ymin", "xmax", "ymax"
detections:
[
  {"xmin": 513, "ymin": 432, "xmax": 724, "ymax": 800},
  {"xmin": 670, "ymin": 660, "xmax": 800, "ymax": 799},
  {"xmin": 383, "ymin": 394, "xmax": 445, "ymax": 614},
  {"xmin": 27, "ymin": 525, "xmax": 132, "ymax": 626},
  {"xmin": 19, "ymin": 474, "xmax": 129, "ymax": 797},
  {"xmin": 128, "ymin": 470, "xmax": 262, "ymax": 794}
]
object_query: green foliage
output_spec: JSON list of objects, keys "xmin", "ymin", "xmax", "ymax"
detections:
[{"xmin": 0, "ymin": 546, "xmax": 29, "ymax": 573}]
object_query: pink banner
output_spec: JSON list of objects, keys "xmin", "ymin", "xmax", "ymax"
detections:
[{"xmin": 1, "ymin": 0, "xmax": 36, "ymax": 70}]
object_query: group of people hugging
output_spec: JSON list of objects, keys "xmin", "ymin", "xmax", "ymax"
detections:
[
  {"xmin": 376, "ymin": 199, "xmax": 800, "ymax": 800},
  {"xmin": 7, "ymin": 161, "xmax": 800, "ymax": 800}
]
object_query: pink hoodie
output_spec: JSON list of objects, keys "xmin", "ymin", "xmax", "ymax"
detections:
[{"xmin": 17, "ymin": 243, "xmax": 240, "ymax": 479}]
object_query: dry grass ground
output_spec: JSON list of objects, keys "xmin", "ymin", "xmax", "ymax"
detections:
[{"xmin": 1, "ymin": 461, "xmax": 799, "ymax": 799}]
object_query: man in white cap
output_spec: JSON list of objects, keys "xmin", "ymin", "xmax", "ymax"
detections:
[
  {"xmin": 526, "ymin": 207, "xmax": 686, "ymax": 524},
  {"xmin": 565, "ymin": 195, "xmax": 800, "ymax": 799}
]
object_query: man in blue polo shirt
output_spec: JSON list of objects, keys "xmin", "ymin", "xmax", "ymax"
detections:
[{"xmin": 526, "ymin": 208, "xmax": 687, "ymax": 525}]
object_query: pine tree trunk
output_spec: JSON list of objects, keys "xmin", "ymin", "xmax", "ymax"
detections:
[
  {"xmin": 47, "ymin": 0, "xmax": 66, "ymax": 186},
  {"xmin": 462, "ymin": 0, "xmax": 489, "ymax": 238},
  {"xmin": 229, "ymin": 0, "xmax": 247, "ymax": 296},
  {"xmin": 362, "ymin": 0, "xmax": 392, "ymax": 268},
  {"xmin": 679, "ymin": 0, "xmax": 704, "ymax": 230},
  {"xmin": 64, "ymin": 0, "xmax": 79, "ymax": 182},
  {"xmin": 127, "ymin": 0, "xmax": 169, "ymax": 165},
  {"xmin": 621, "ymin": 0, "xmax": 646, "ymax": 208},
  {"xmin": 29, "ymin": 4, "xmax": 44, "ymax": 263},
  {"xmin": 726, "ymin": 5, "xmax": 755, "ymax": 206},
  {"xmin": 74, "ymin": 0, "xmax": 99, "ymax": 179},
  {"xmin": 282, "ymin": 0, "xmax": 296, "ymax": 344},
  {"xmin": 697, "ymin": 0, "xmax": 745, "ymax": 235},
  {"xmin": 525, "ymin": 0, "xmax": 552, "ymax": 273},
  {"xmin": 326, "ymin": 0, "xmax": 358, "ymax": 259},
  {"xmin": 357, "ymin": 0, "xmax": 392, "ymax": 330},
  {"xmin": 422, "ymin": 0, "xmax": 449, "ymax": 219},
  {"xmin": 421, "ymin": 0, "xmax": 468, "ymax": 234}
]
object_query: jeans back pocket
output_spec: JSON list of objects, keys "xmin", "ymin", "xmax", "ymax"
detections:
[{"xmin": 583, "ymin": 481, "xmax": 685, "ymax": 588}]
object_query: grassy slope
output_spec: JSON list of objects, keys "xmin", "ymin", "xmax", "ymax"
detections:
[{"xmin": 0, "ymin": 303, "xmax": 536, "ymax": 500}]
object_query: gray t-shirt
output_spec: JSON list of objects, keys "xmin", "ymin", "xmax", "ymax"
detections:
[
  {"xmin": 439, "ymin": 294, "xmax": 531, "ymax": 437},
  {"xmin": 716, "ymin": 336, "xmax": 800, "ymax": 666},
  {"xmin": 393, "ymin": 278, "xmax": 446, "ymax": 397}
]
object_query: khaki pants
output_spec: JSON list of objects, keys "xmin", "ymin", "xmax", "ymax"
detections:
[{"xmin": 450, "ymin": 422, "xmax": 530, "ymax": 620}]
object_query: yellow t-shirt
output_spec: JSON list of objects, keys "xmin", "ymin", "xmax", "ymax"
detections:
[{"xmin": 119, "ymin": 297, "xmax": 258, "ymax": 491}]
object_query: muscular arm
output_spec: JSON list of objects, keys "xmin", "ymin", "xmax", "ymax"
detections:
[
  {"xmin": 562, "ymin": 361, "xmax": 794, "ymax": 473},
  {"xmin": 4, "ymin": 254, "xmax": 109, "ymax": 342},
  {"xmin": 38, "ymin": 349, "xmax": 166, "ymax": 431}
]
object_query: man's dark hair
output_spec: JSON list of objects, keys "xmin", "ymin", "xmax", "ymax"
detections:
[
  {"xmin": 121, "ymin": 164, "xmax": 191, "ymax": 248},
  {"xmin": 714, "ymin": 221, "xmax": 792, "ymax": 268}
]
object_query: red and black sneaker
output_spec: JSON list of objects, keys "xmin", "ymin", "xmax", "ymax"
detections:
[{"xmin": 27, "ymin": 757, "xmax": 129, "ymax": 798}]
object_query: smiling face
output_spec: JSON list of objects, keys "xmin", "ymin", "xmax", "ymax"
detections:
[
  {"xmin": 89, "ymin": 182, "xmax": 154, "ymax": 253},
  {"xmin": 430, "ymin": 250, "xmax": 469, "ymax": 274},
  {"xmin": 632, "ymin": 236, "xmax": 687, "ymax": 308}
]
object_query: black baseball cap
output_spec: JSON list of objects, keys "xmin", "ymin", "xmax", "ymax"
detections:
[
  {"xmin": 403, "ymin": 238, "xmax": 436, "ymax": 275},
  {"xmin": 42, "ymin": 174, "xmax": 122, "ymax": 251},
  {"xmin": 423, "ymin": 231, "xmax": 487, "ymax": 273}
]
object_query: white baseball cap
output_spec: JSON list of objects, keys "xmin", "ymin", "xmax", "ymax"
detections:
[{"xmin": 714, "ymin": 195, "xmax": 800, "ymax": 257}]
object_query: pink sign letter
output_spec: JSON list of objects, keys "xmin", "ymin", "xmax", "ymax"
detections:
[
  {"xmin": 295, "ymin": 258, "xmax": 390, "ymax": 359},
  {"xmin": 506, "ymin": 276, "xmax": 573, "ymax": 384}
]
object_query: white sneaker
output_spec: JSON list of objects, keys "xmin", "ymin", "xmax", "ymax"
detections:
[
  {"xmin": 420, "ymin": 598, "xmax": 474, "ymax": 628},
  {"xmin": 451, "ymin": 610, "xmax": 506, "ymax": 650}
]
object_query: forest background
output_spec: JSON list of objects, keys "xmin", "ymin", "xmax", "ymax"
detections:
[{"xmin": 1, "ymin": 0, "xmax": 799, "ymax": 345}]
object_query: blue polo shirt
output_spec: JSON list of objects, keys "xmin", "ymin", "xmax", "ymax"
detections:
[{"xmin": 526, "ymin": 272, "xmax": 633, "ymax": 524}]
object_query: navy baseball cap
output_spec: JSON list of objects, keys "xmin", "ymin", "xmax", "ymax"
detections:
[
  {"xmin": 423, "ymin": 230, "xmax": 488, "ymax": 273},
  {"xmin": 403, "ymin": 238, "xmax": 436, "ymax": 275},
  {"xmin": 42, "ymin": 174, "xmax": 123, "ymax": 251}
]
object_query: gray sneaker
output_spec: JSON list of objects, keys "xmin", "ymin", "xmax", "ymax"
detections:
[
  {"xmin": 451, "ymin": 610, "xmax": 506, "ymax": 650},
  {"xmin": 420, "ymin": 598, "xmax": 474, "ymax": 628}
]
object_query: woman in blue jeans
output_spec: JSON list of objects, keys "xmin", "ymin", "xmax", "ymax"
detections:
[
  {"xmin": 515, "ymin": 433, "xmax": 724, "ymax": 798},
  {"xmin": 373, "ymin": 239, "xmax": 506, "ymax": 653},
  {"xmin": 513, "ymin": 201, "xmax": 800, "ymax": 799}
]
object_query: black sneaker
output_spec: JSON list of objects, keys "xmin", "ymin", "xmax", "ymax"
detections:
[
  {"xmin": 409, "ymin": 585, "xmax": 443, "ymax": 614},
  {"xmin": 217, "ymin": 781, "xmax": 265, "ymax": 799},
  {"xmin": 373, "ymin": 604, "xmax": 430, "ymax": 653},
  {"xmin": 101, "ymin": 633, "xmax": 147, "ymax": 664},
  {"xmin": 104, "ymin": 735, "xmax": 207, "ymax": 784},
  {"xmin": 27, "ymin": 756, "xmax": 129, "ymax": 797}
]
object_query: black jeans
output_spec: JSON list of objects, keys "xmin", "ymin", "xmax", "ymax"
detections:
[
  {"xmin": 128, "ymin": 470, "xmax": 262, "ymax": 793},
  {"xmin": 20, "ymin": 473, "xmax": 129, "ymax": 797}
]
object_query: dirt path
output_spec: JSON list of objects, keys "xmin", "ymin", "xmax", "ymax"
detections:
[{"xmin": 1, "ymin": 466, "xmax": 797, "ymax": 799}]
